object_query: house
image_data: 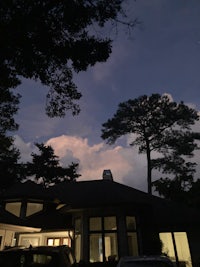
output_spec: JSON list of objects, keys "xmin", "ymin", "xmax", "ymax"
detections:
[{"xmin": 0, "ymin": 173, "xmax": 200, "ymax": 267}]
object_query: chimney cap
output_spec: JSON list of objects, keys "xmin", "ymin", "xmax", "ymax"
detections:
[{"xmin": 102, "ymin": 170, "xmax": 113, "ymax": 181}]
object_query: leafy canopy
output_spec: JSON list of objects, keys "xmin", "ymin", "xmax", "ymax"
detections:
[
  {"xmin": 26, "ymin": 143, "xmax": 81, "ymax": 187},
  {"xmin": 0, "ymin": 88, "xmax": 20, "ymax": 134},
  {"xmin": 0, "ymin": 87, "xmax": 21, "ymax": 191},
  {"xmin": 0, "ymin": 135, "xmax": 22, "ymax": 191},
  {"xmin": 101, "ymin": 94, "xmax": 200, "ymax": 194},
  {"xmin": 0, "ymin": 0, "xmax": 136, "ymax": 117}
]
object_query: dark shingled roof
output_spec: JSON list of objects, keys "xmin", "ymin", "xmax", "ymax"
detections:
[
  {"xmin": 48, "ymin": 179, "xmax": 158, "ymax": 207},
  {"xmin": 1, "ymin": 179, "xmax": 200, "ymax": 228},
  {"xmin": 0, "ymin": 180, "xmax": 51, "ymax": 200},
  {"xmin": 48, "ymin": 180, "xmax": 200, "ymax": 226}
]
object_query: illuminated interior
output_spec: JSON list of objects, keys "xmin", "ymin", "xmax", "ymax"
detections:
[
  {"xmin": 89, "ymin": 216, "xmax": 138, "ymax": 262},
  {"xmin": 26, "ymin": 202, "xmax": 43, "ymax": 216},
  {"xmin": 5, "ymin": 201, "xmax": 43, "ymax": 218},
  {"xmin": 159, "ymin": 232, "xmax": 192, "ymax": 267},
  {"xmin": 89, "ymin": 216, "xmax": 118, "ymax": 262},
  {"xmin": 5, "ymin": 202, "xmax": 21, "ymax": 217}
]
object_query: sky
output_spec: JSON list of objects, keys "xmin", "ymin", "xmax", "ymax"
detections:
[{"xmin": 13, "ymin": 0, "xmax": 200, "ymax": 193}]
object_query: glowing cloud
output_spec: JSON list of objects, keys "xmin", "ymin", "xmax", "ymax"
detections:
[{"xmin": 46, "ymin": 135, "xmax": 147, "ymax": 190}]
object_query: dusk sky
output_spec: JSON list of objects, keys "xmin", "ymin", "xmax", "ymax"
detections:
[{"xmin": 13, "ymin": 0, "xmax": 200, "ymax": 193}]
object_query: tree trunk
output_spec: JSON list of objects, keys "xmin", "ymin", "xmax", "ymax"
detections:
[{"xmin": 146, "ymin": 140, "xmax": 152, "ymax": 195}]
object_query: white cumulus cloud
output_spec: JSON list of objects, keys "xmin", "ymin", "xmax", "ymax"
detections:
[{"xmin": 45, "ymin": 135, "xmax": 148, "ymax": 191}]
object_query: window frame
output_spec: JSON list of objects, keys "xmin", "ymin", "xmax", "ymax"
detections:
[
  {"xmin": 4, "ymin": 200, "xmax": 44, "ymax": 218},
  {"xmin": 89, "ymin": 216, "xmax": 118, "ymax": 262},
  {"xmin": 125, "ymin": 216, "xmax": 138, "ymax": 256}
]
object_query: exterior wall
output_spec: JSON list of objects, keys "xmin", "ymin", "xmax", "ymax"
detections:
[
  {"xmin": 187, "ymin": 226, "xmax": 200, "ymax": 267},
  {"xmin": 138, "ymin": 205, "xmax": 162, "ymax": 255}
]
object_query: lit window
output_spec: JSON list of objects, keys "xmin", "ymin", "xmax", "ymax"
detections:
[
  {"xmin": 126, "ymin": 216, "xmax": 136, "ymax": 231},
  {"xmin": 105, "ymin": 233, "xmax": 118, "ymax": 261},
  {"xmin": 159, "ymin": 232, "xmax": 192, "ymax": 267},
  {"xmin": 126, "ymin": 216, "xmax": 138, "ymax": 256},
  {"xmin": 5, "ymin": 202, "xmax": 21, "ymax": 217},
  {"xmin": 89, "ymin": 217, "xmax": 102, "ymax": 231},
  {"xmin": 89, "ymin": 216, "xmax": 118, "ymax": 262},
  {"xmin": 26, "ymin": 202, "xmax": 43, "ymax": 217},
  {"xmin": 75, "ymin": 218, "xmax": 82, "ymax": 262},
  {"xmin": 104, "ymin": 217, "xmax": 117, "ymax": 230},
  {"xmin": 90, "ymin": 233, "xmax": 103, "ymax": 262},
  {"xmin": 47, "ymin": 239, "xmax": 54, "ymax": 246},
  {"xmin": 47, "ymin": 237, "xmax": 70, "ymax": 247}
]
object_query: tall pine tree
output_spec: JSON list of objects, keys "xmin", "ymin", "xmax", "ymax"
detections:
[{"xmin": 102, "ymin": 94, "xmax": 200, "ymax": 195}]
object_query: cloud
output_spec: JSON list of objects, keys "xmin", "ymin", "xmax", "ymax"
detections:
[
  {"xmin": 45, "ymin": 135, "xmax": 148, "ymax": 191},
  {"xmin": 14, "ymin": 134, "xmax": 148, "ymax": 191},
  {"xmin": 14, "ymin": 108, "xmax": 200, "ymax": 194},
  {"xmin": 14, "ymin": 135, "xmax": 34, "ymax": 162}
]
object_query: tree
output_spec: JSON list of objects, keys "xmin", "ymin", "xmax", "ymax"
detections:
[
  {"xmin": 0, "ymin": 0, "xmax": 137, "ymax": 117},
  {"xmin": 0, "ymin": 88, "xmax": 22, "ymax": 190},
  {"xmin": 151, "ymin": 132, "xmax": 199, "ymax": 202},
  {"xmin": 0, "ymin": 135, "xmax": 23, "ymax": 191},
  {"xmin": 27, "ymin": 143, "xmax": 81, "ymax": 187},
  {"xmin": 101, "ymin": 94, "xmax": 200, "ymax": 194},
  {"xmin": 0, "ymin": 88, "xmax": 20, "ymax": 134}
]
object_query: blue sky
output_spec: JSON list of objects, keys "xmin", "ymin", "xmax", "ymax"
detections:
[{"xmin": 13, "ymin": 0, "xmax": 200, "ymax": 193}]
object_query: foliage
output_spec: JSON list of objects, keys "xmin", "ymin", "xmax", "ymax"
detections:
[
  {"xmin": 0, "ymin": 135, "xmax": 22, "ymax": 191},
  {"xmin": 0, "ymin": 0, "xmax": 137, "ymax": 117},
  {"xmin": 151, "ymin": 130, "xmax": 200, "ymax": 201},
  {"xmin": 26, "ymin": 143, "xmax": 81, "ymax": 187},
  {"xmin": 0, "ymin": 88, "xmax": 20, "ymax": 134},
  {"xmin": 101, "ymin": 93, "xmax": 200, "ymax": 194},
  {"xmin": 0, "ymin": 88, "xmax": 22, "ymax": 190}
]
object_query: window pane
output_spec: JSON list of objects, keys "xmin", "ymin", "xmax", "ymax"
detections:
[
  {"xmin": 63, "ymin": 238, "xmax": 70, "ymax": 246},
  {"xmin": 21, "ymin": 237, "xmax": 40, "ymax": 247},
  {"xmin": 26, "ymin": 202, "xmax": 43, "ymax": 216},
  {"xmin": 159, "ymin": 233, "xmax": 176, "ymax": 262},
  {"xmin": 174, "ymin": 232, "xmax": 192, "ymax": 267},
  {"xmin": 90, "ymin": 217, "xmax": 102, "ymax": 231},
  {"xmin": 5, "ymin": 202, "xmax": 21, "ymax": 217},
  {"xmin": 105, "ymin": 233, "xmax": 118, "ymax": 261},
  {"xmin": 47, "ymin": 239, "xmax": 54, "ymax": 246},
  {"xmin": 104, "ymin": 217, "xmax": 117, "ymax": 230},
  {"xmin": 127, "ymin": 232, "xmax": 138, "ymax": 256},
  {"xmin": 90, "ymin": 234, "xmax": 103, "ymax": 262},
  {"xmin": 160, "ymin": 232, "xmax": 192, "ymax": 267},
  {"xmin": 75, "ymin": 234, "xmax": 81, "ymax": 262},
  {"xmin": 75, "ymin": 218, "xmax": 82, "ymax": 233},
  {"xmin": 75, "ymin": 218, "xmax": 81, "ymax": 262},
  {"xmin": 54, "ymin": 238, "xmax": 60, "ymax": 246},
  {"xmin": 126, "ymin": 216, "xmax": 136, "ymax": 231}
]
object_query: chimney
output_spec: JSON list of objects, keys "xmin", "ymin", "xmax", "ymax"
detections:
[{"xmin": 102, "ymin": 169, "xmax": 113, "ymax": 181}]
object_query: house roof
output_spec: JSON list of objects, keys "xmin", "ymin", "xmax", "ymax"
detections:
[
  {"xmin": 0, "ymin": 180, "xmax": 51, "ymax": 200},
  {"xmin": 48, "ymin": 179, "xmax": 200, "ymax": 226},
  {"xmin": 48, "ymin": 179, "xmax": 158, "ymax": 207},
  {"xmin": 0, "ymin": 179, "xmax": 199, "ymax": 228}
]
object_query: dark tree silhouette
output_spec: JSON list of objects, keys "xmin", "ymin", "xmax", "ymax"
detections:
[
  {"xmin": 0, "ymin": 88, "xmax": 21, "ymax": 190},
  {"xmin": 0, "ymin": 0, "xmax": 137, "ymax": 117},
  {"xmin": 101, "ymin": 94, "xmax": 200, "ymax": 194},
  {"xmin": 0, "ymin": 88, "xmax": 20, "ymax": 133},
  {"xmin": 0, "ymin": 135, "xmax": 22, "ymax": 191},
  {"xmin": 27, "ymin": 143, "xmax": 81, "ymax": 187}
]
